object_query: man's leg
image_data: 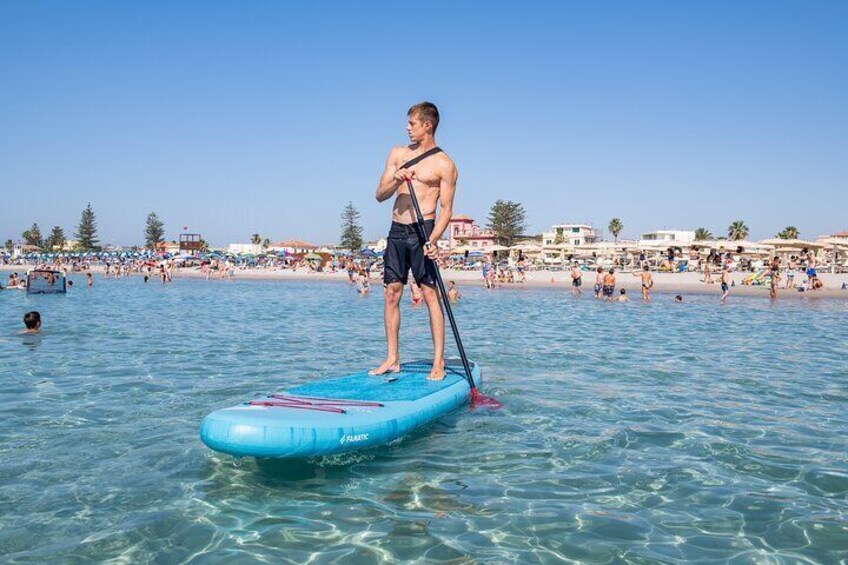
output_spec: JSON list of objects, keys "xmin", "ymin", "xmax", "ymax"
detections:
[
  {"xmin": 420, "ymin": 283, "xmax": 446, "ymax": 380},
  {"xmin": 369, "ymin": 282, "xmax": 403, "ymax": 375}
]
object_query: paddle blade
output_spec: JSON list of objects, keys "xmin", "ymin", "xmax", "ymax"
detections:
[{"xmin": 470, "ymin": 388, "xmax": 502, "ymax": 409}]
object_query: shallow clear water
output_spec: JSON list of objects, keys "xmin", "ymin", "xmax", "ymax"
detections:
[{"xmin": 1, "ymin": 276, "xmax": 846, "ymax": 564}]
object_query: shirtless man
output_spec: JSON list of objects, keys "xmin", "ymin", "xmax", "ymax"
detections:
[
  {"xmin": 570, "ymin": 263, "xmax": 582, "ymax": 297},
  {"xmin": 602, "ymin": 268, "xmax": 616, "ymax": 301},
  {"xmin": 593, "ymin": 266, "xmax": 604, "ymax": 299},
  {"xmin": 370, "ymin": 102, "xmax": 458, "ymax": 381},
  {"xmin": 633, "ymin": 264, "xmax": 653, "ymax": 301},
  {"xmin": 785, "ymin": 256, "xmax": 796, "ymax": 289}
]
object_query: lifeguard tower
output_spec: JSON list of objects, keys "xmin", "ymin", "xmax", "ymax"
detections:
[{"xmin": 179, "ymin": 233, "xmax": 203, "ymax": 255}]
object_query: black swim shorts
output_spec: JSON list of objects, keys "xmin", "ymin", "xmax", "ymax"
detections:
[{"xmin": 383, "ymin": 221, "xmax": 437, "ymax": 286}]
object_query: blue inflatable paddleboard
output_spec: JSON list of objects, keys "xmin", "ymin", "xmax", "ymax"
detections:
[{"xmin": 200, "ymin": 359, "xmax": 482, "ymax": 458}]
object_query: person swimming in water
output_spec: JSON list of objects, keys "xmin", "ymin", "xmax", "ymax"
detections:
[
  {"xmin": 447, "ymin": 280, "xmax": 462, "ymax": 303},
  {"xmin": 409, "ymin": 280, "xmax": 424, "ymax": 307},
  {"xmin": 23, "ymin": 311, "xmax": 41, "ymax": 333},
  {"xmin": 616, "ymin": 288, "xmax": 629, "ymax": 302},
  {"xmin": 357, "ymin": 270, "xmax": 370, "ymax": 295}
]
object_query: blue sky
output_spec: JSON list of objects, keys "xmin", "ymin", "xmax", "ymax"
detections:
[{"xmin": 1, "ymin": 1, "xmax": 846, "ymax": 246}]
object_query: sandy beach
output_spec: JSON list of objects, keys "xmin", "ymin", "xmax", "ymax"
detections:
[{"xmin": 7, "ymin": 264, "xmax": 845, "ymax": 300}]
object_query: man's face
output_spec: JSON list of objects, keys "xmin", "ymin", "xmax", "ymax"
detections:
[{"xmin": 407, "ymin": 113, "xmax": 430, "ymax": 142}]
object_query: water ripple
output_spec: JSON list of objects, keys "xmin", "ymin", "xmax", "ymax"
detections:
[{"xmin": 0, "ymin": 279, "xmax": 846, "ymax": 563}]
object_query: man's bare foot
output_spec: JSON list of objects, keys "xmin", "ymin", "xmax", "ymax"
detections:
[
  {"xmin": 369, "ymin": 359, "xmax": 400, "ymax": 376},
  {"xmin": 426, "ymin": 363, "xmax": 445, "ymax": 381}
]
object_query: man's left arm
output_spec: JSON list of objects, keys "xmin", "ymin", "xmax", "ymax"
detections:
[{"xmin": 425, "ymin": 162, "xmax": 458, "ymax": 257}]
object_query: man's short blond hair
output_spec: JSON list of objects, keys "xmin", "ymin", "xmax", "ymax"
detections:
[{"xmin": 408, "ymin": 102, "xmax": 440, "ymax": 133}]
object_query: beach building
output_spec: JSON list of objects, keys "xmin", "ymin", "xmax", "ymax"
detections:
[
  {"xmin": 155, "ymin": 241, "xmax": 182, "ymax": 255},
  {"xmin": 227, "ymin": 243, "xmax": 263, "ymax": 255},
  {"xmin": 11, "ymin": 242, "xmax": 39, "ymax": 257},
  {"xmin": 270, "ymin": 239, "xmax": 318, "ymax": 255},
  {"xmin": 448, "ymin": 215, "xmax": 497, "ymax": 249},
  {"xmin": 542, "ymin": 224, "xmax": 597, "ymax": 246},
  {"xmin": 638, "ymin": 230, "xmax": 696, "ymax": 247},
  {"xmin": 364, "ymin": 238, "xmax": 387, "ymax": 253}
]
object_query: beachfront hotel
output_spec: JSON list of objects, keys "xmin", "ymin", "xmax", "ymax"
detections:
[
  {"xmin": 541, "ymin": 224, "xmax": 597, "ymax": 247},
  {"xmin": 638, "ymin": 230, "xmax": 696, "ymax": 247}
]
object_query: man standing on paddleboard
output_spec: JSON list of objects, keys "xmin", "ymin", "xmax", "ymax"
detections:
[{"xmin": 370, "ymin": 102, "xmax": 458, "ymax": 381}]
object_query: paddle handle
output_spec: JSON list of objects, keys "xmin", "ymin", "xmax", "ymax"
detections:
[{"xmin": 404, "ymin": 180, "xmax": 477, "ymax": 393}]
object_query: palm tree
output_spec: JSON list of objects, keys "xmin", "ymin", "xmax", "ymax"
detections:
[
  {"xmin": 694, "ymin": 228, "xmax": 714, "ymax": 241},
  {"xmin": 608, "ymin": 218, "xmax": 623, "ymax": 243},
  {"xmin": 262, "ymin": 238, "xmax": 271, "ymax": 250},
  {"xmin": 251, "ymin": 233, "xmax": 261, "ymax": 245},
  {"xmin": 777, "ymin": 226, "xmax": 800, "ymax": 239},
  {"xmin": 727, "ymin": 220, "xmax": 749, "ymax": 241}
]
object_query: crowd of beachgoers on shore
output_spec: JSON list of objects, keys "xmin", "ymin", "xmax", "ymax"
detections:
[{"xmin": 3, "ymin": 245, "xmax": 848, "ymax": 301}]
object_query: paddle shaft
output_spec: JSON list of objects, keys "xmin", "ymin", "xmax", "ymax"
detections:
[{"xmin": 404, "ymin": 179, "xmax": 477, "ymax": 392}]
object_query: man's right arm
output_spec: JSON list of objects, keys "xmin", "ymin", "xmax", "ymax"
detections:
[{"xmin": 376, "ymin": 147, "xmax": 406, "ymax": 202}]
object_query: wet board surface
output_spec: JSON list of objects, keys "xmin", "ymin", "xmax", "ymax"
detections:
[{"xmin": 200, "ymin": 359, "xmax": 482, "ymax": 459}]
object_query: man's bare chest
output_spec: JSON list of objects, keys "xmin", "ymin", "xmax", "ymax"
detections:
[{"xmin": 399, "ymin": 156, "xmax": 441, "ymax": 187}]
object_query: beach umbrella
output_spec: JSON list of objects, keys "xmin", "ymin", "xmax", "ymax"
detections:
[
  {"xmin": 816, "ymin": 237, "xmax": 848, "ymax": 247},
  {"xmin": 304, "ymin": 252, "xmax": 323, "ymax": 261},
  {"xmin": 511, "ymin": 243, "xmax": 542, "ymax": 252},
  {"xmin": 359, "ymin": 248, "xmax": 376, "ymax": 257},
  {"xmin": 757, "ymin": 238, "xmax": 824, "ymax": 248}
]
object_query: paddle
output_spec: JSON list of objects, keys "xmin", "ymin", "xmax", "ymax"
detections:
[{"xmin": 404, "ymin": 179, "xmax": 502, "ymax": 409}]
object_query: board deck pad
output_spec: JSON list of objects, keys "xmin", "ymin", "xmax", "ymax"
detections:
[{"xmin": 288, "ymin": 360, "xmax": 475, "ymax": 403}]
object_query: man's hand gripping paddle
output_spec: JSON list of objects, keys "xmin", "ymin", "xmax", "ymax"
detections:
[{"xmin": 404, "ymin": 178, "xmax": 502, "ymax": 409}]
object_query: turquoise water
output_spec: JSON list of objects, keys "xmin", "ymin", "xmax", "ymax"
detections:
[{"xmin": 1, "ymin": 277, "xmax": 846, "ymax": 563}]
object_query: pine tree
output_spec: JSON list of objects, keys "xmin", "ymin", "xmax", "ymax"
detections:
[
  {"xmin": 22, "ymin": 223, "xmax": 43, "ymax": 248},
  {"xmin": 339, "ymin": 202, "xmax": 363, "ymax": 253},
  {"xmin": 45, "ymin": 226, "xmax": 66, "ymax": 251},
  {"xmin": 145, "ymin": 212, "xmax": 165, "ymax": 249},
  {"xmin": 486, "ymin": 200, "xmax": 527, "ymax": 247},
  {"xmin": 75, "ymin": 203, "xmax": 99, "ymax": 250}
]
